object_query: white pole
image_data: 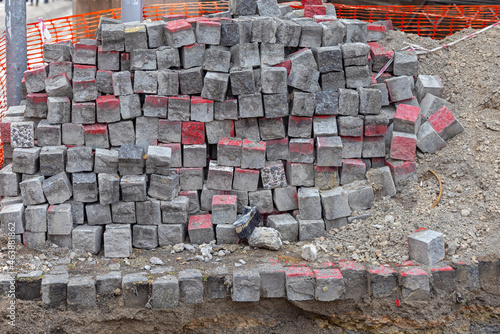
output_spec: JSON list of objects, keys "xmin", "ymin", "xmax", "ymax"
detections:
[{"xmin": 121, "ymin": 0, "xmax": 143, "ymax": 23}]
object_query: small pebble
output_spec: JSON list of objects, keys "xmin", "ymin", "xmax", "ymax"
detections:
[
  {"xmin": 150, "ymin": 257, "xmax": 164, "ymax": 265},
  {"xmin": 173, "ymin": 243, "xmax": 184, "ymax": 253},
  {"xmin": 184, "ymin": 244, "xmax": 195, "ymax": 252},
  {"xmin": 301, "ymin": 244, "xmax": 318, "ymax": 262},
  {"xmin": 461, "ymin": 209, "xmax": 471, "ymax": 217}
]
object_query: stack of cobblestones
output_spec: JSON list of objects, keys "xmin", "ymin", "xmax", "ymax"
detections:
[{"xmin": 0, "ymin": 0, "xmax": 463, "ymax": 255}]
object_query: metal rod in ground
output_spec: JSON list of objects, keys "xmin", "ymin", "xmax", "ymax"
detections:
[
  {"xmin": 5, "ymin": 0, "xmax": 27, "ymax": 108},
  {"xmin": 121, "ymin": 0, "xmax": 143, "ymax": 23}
]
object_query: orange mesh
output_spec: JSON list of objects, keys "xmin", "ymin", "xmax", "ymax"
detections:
[
  {"xmin": 334, "ymin": 4, "xmax": 497, "ymax": 38},
  {"xmin": 0, "ymin": 2, "xmax": 498, "ymax": 168},
  {"xmin": 368, "ymin": 5, "xmax": 500, "ymax": 21}
]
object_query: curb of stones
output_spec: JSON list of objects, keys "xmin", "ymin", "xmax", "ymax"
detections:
[{"xmin": 6, "ymin": 259, "xmax": 499, "ymax": 309}]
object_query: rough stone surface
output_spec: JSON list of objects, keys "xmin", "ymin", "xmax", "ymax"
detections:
[
  {"xmin": 408, "ymin": 229, "xmax": 445, "ymax": 266},
  {"xmin": 247, "ymin": 227, "xmax": 282, "ymax": 250},
  {"xmin": 232, "ymin": 270, "xmax": 260, "ymax": 302}
]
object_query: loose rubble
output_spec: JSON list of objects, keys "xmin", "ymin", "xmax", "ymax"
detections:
[{"xmin": 301, "ymin": 244, "xmax": 318, "ymax": 261}]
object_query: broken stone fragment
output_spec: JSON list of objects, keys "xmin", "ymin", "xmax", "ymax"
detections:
[
  {"xmin": 301, "ymin": 244, "xmax": 318, "ymax": 261},
  {"xmin": 247, "ymin": 227, "xmax": 282, "ymax": 251}
]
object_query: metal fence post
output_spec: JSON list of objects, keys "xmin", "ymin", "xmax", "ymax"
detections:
[
  {"xmin": 121, "ymin": 0, "xmax": 143, "ymax": 23},
  {"xmin": 5, "ymin": 0, "xmax": 28, "ymax": 108}
]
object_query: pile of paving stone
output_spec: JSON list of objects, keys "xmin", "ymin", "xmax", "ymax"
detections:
[{"xmin": 0, "ymin": 0, "xmax": 463, "ymax": 256}]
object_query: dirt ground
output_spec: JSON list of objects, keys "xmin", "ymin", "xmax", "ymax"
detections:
[
  {"xmin": 0, "ymin": 25, "xmax": 499, "ymax": 334},
  {"xmin": 2, "ymin": 289, "xmax": 500, "ymax": 333}
]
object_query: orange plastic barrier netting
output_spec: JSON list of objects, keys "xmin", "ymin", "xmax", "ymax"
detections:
[
  {"xmin": 0, "ymin": 3, "xmax": 499, "ymax": 116},
  {"xmin": 335, "ymin": 5, "xmax": 497, "ymax": 37},
  {"xmin": 364, "ymin": 5, "xmax": 500, "ymax": 21}
]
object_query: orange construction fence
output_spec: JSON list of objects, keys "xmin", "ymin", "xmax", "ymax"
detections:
[{"xmin": 0, "ymin": 3, "xmax": 499, "ymax": 115}]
